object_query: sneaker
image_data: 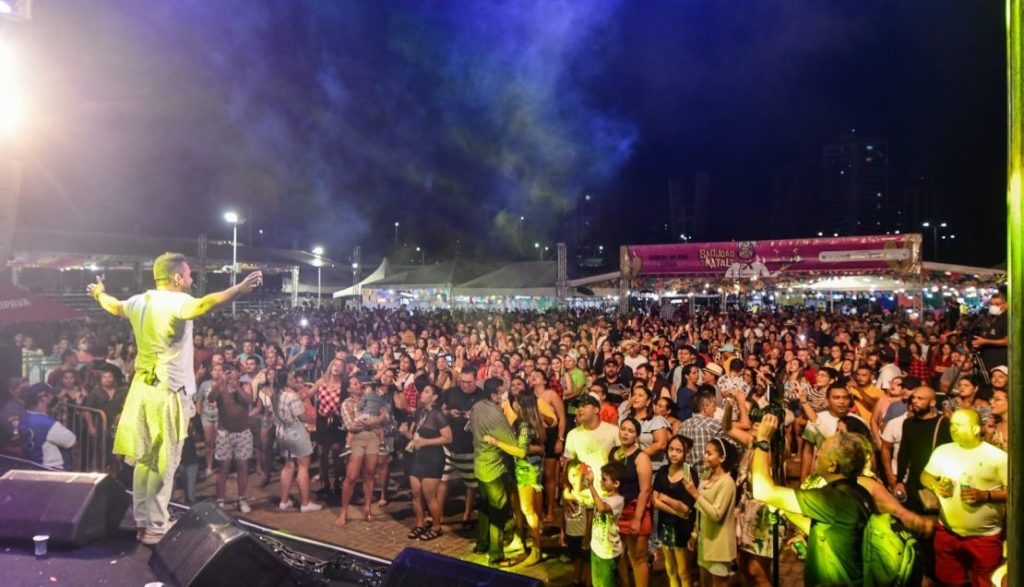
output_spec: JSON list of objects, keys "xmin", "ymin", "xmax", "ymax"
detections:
[
  {"xmin": 237, "ymin": 499, "xmax": 252, "ymax": 514},
  {"xmin": 216, "ymin": 499, "xmax": 227, "ymax": 510},
  {"xmin": 279, "ymin": 500, "xmax": 295, "ymax": 511},
  {"xmin": 300, "ymin": 502, "xmax": 324, "ymax": 513}
]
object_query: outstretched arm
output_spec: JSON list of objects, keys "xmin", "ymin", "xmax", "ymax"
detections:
[
  {"xmin": 180, "ymin": 271, "xmax": 263, "ymax": 320},
  {"xmin": 751, "ymin": 414, "xmax": 801, "ymax": 514},
  {"xmin": 86, "ymin": 277, "xmax": 125, "ymax": 318}
]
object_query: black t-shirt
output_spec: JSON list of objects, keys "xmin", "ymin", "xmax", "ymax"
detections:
[
  {"xmin": 653, "ymin": 464, "xmax": 698, "ymax": 539},
  {"xmin": 794, "ymin": 479, "xmax": 872, "ymax": 586},
  {"xmin": 897, "ymin": 415, "xmax": 952, "ymax": 494},
  {"xmin": 980, "ymin": 312, "xmax": 1008, "ymax": 369},
  {"xmin": 442, "ymin": 386, "xmax": 486, "ymax": 453}
]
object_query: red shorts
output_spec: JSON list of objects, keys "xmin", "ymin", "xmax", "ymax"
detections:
[
  {"xmin": 933, "ymin": 524, "xmax": 1003, "ymax": 587},
  {"xmin": 617, "ymin": 500, "xmax": 652, "ymax": 536}
]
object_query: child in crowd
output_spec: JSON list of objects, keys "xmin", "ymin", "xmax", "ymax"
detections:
[
  {"xmin": 684, "ymin": 438, "xmax": 737, "ymax": 587},
  {"xmin": 352, "ymin": 379, "xmax": 388, "ymax": 447},
  {"xmin": 585, "ymin": 461, "xmax": 627, "ymax": 587},
  {"xmin": 561, "ymin": 460, "xmax": 588, "ymax": 587}
]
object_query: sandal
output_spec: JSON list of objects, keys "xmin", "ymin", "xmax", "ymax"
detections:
[
  {"xmin": 407, "ymin": 526, "xmax": 427, "ymax": 539},
  {"xmin": 419, "ymin": 527, "xmax": 442, "ymax": 541}
]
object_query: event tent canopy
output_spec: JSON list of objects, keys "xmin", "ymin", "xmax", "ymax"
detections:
[{"xmin": 0, "ymin": 285, "xmax": 83, "ymax": 324}]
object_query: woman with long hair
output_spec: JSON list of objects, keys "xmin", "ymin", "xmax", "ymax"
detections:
[
  {"xmin": 485, "ymin": 391, "xmax": 546, "ymax": 566},
  {"xmin": 929, "ymin": 342, "xmax": 954, "ymax": 388},
  {"xmin": 433, "ymin": 355, "xmax": 453, "ymax": 390},
  {"xmin": 623, "ymin": 383, "xmax": 671, "ymax": 471},
  {"xmin": 274, "ymin": 371, "xmax": 322, "ymax": 513},
  {"xmin": 684, "ymin": 438, "xmax": 737, "ymax": 587},
  {"xmin": 404, "ymin": 383, "xmax": 452, "ymax": 542},
  {"xmin": 652, "ymin": 435, "xmax": 698, "ymax": 587},
  {"xmin": 721, "ymin": 390, "xmax": 774, "ymax": 586},
  {"xmin": 313, "ymin": 359, "xmax": 346, "ymax": 495},
  {"xmin": 609, "ymin": 417, "xmax": 654, "ymax": 587}
]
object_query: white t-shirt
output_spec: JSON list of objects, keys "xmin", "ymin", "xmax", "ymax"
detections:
[
  {"xmin": 924, "ymin": 441, "xmax": 1007, "ymax": 536},
  {"xmin": 880, "ymin": 413, "xmax": 906, "ymax": 477},
  {"xmin": 591, "ymin": 494, "xmax": 625, "ymax": 559},
  {"xmin": 623, "ymin": 354, "xmax": 648, "ymax": 371},
  {"xmin": 564, "ymin": 421, "xmax": 620, "ymax": 505},
  {"xmin": 124, "ymin": 290, "xmax": 196, "ymax": 397}
]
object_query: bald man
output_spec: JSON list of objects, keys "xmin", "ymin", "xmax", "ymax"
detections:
[
  {"xmin": 921, "ymin": 408, "xmax": 1006, "ymax": 587},
  {"xmin": 893, "ymin": 386, "xmax": 951, "ymax": 515}
]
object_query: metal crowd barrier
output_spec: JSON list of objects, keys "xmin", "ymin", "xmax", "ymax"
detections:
[
  {"xmin": 59, "ymin": 404, "xmax": 109, "ymax": 473},
  {"xmin": 21, "ymin": 354, "xmax": 60, "ymax": 384}
]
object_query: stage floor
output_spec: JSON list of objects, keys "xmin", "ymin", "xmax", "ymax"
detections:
[{"xmin": 0, "ymin": 457, "xmax": 806, "ymax": 587}]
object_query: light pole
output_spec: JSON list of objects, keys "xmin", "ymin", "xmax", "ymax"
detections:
[
  {"xmin": 922, "ymin": 221, "xmax": 948, "ymax": 260},
  {"xmin": 535, "ymin": 242, "xmax": 542, "ymax": 260},
  {"xmin": 224, "ymin": 211, "xmax": 241, "ymax": 315},
  {"xmin": 393, "ymin": 221, "xmax": 399, "ymax": 255},
  {"xmin": 415, "ymin": 246, "xmax": 425, "ymax": 264},
  {"xmin": 312, "ymin": 246, "xmax": 324, "ymax": 307}
]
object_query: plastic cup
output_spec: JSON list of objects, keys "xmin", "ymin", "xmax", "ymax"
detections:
[{"xmin": 33, "ymin": 535, "xmax": 48, "ymax": 558}]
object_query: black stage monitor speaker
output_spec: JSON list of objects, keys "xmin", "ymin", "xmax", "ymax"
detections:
[
  {"xmin": 0, "ymin": 470, "xmax": 130, "ymax": 546},
  {"xmin": 383, "ymin": 547, "xmax": 544, "ymax": 587},
  {"xmin": 149, "ymin": 501, "xmax": 288, "ymax": 587}
]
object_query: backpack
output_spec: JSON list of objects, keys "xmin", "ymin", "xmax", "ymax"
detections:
[{"xmin": 833, "ymin": 479, "xmax": 919, "ymax": 587}]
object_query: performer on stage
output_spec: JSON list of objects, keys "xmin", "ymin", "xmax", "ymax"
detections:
[{"xmin": 88, "ymin": 252, "xmax": 262, "ymax": 545}]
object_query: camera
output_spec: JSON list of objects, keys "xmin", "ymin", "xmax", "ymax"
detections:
[{"xmin": 748, "ymin": 400, "xmax": 787, "ymax": 444}]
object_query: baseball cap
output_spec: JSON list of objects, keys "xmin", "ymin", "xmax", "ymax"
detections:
[
  {"xmin": 23, "ymin": 383, "xmax": 55, "ymax": 404},
  {"xmin": 718, "ymin": 343, "xmax": 736, "ymax": 353},
  {"xmin": 990, "ymin": 365, "xmax": 1008, "ymax": 376}
]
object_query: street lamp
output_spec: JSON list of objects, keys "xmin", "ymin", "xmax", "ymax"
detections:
[
  {"xmin": 922, "ymin": 221, "xmax": 949, "ymax": 260},
  {"xmin": 311, "ymin": 247, "xmax": 324, "ymax": 307},
  {"xmin": 224, "ymin": 212, "xmax": 242, "ymax": 315},
  {"xmin": 415, "ymin": 246, "xmax": 425, "ymax": 264},
  {"xmin": 393, "ymin": 221, "xmax": 399, "ymax": 254}
]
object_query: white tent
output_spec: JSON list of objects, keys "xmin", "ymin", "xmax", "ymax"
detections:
[{"xmin": 333, "ymin": 258, "xmax": 390, "ymax": 298}]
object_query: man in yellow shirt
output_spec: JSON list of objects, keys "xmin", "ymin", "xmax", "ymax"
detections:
[
  {"xmin": 847, "ymin": 365, "xmax": 883, "ymax": 421},
  {"xmin": 88, "ymin": 252, "xmax": 262, "ymax": 545}
]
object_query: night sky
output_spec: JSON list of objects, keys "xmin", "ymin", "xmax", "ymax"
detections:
[{"xmin": 14, "ymin": 1, "xmax": 1007, "ymax": 266}]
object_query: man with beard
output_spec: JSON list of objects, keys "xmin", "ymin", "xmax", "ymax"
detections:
[
  {"xmin": 893, "ymin": 386, "xmax": 951, "ymax": 514},
  {"xmin": 594, "ymin": 360, "xmax": 630, "ymax": 404}
]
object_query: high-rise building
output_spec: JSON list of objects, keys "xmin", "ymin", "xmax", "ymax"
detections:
[
  {"xmin": 821, "ymin": 130, "xmax": 890, "ymax": 236},
  {"xmin": 667, "ymin": 171, "xmax": 710, "ymax": 242}
]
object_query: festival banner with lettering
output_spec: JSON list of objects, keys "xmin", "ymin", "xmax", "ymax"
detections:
[{"xmin": 621, "ymin": 235, "xmax": 921, "ymax": 278}]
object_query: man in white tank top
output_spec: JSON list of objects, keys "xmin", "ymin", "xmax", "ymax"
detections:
[{"xmin": 88, "ymin": 252, "xmax": 262, "ymax": 545}]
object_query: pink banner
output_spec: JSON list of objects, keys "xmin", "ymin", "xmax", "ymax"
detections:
[{"xmin": 623, "ymin": 235, "xmax": 921, "ymax": 278}]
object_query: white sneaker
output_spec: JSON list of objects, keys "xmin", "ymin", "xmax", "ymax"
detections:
[
  {"xmin": 237, "ymin": 499, "xmax": 252, "ymax": 514},
  {"xmin": 279, "ymin": 500, "xmax": 295, "ymax": 511},
  {"xmin": 300, "ymin": 502, "xmax": 323, "ymax": 513}
]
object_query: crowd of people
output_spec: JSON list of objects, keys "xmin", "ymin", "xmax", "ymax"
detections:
[{"xmin": 0, "ymin": 273, "xmax": 1011, "ymax": 587}]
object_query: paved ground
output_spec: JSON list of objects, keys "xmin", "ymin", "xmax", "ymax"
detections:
[{"xmin": 179, "ymin": 460, "xmax": 805, "ymax": 587}]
